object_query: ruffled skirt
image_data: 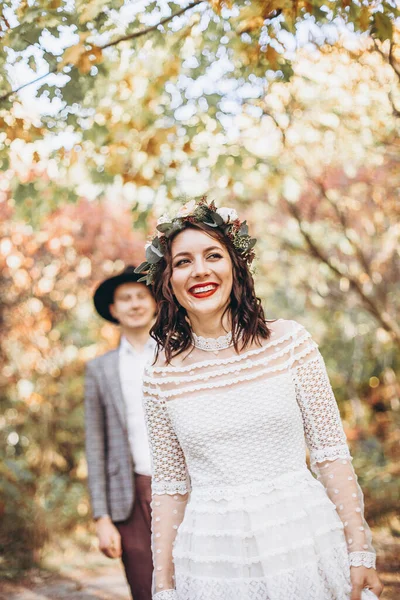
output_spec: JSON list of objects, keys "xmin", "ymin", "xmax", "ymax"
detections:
[{"xmin": 173, "ymin": 470, "xmax": 352, "ymax": 600}]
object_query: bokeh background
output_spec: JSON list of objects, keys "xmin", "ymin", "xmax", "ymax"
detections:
[{"xmin": 0, "ymin": 0, "xmax": 399, "ymax": 596}]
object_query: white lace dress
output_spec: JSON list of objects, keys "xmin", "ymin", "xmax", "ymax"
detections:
[{"xmin": 143, "ymin": 319, "xmax": 376, "ymax": 600}]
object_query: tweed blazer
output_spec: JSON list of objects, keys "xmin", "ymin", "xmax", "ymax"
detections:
[{"xmin": 84, "ymin": 348, "xmax": 135, "ymax": 522}]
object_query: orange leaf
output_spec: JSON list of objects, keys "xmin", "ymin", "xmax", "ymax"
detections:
[
  {"xmin": 59, "ymin": 43, "xmax": 86, "ymax": 70},
  {"xmin": 359, "ymin": 6, "xmax": 370, "ymax": 31}
]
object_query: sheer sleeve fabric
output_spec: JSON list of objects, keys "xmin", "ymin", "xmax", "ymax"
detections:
[
  {"xmin": 143, "ymin": 371, "xmax": 190, "ymax": 599},
  {"xmin": 291, "ymin": 324, "xmax": 376, "ymax": 569}
]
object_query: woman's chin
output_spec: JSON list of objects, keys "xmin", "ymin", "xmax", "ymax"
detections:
[{"xmin": 185, "ymin": 295, "xmax": 225, "ymax": 317}]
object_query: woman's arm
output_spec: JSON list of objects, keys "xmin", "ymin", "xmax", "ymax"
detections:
[
  {"xmin": 291, "ymin": 325, "xmax": 383, "ymax": 598},
  {"xmin": 143, "ymin": 370, "xmax": 190, "ymax": 599},
  {"xmin": 291, "ymin": 325, "xmax": 376, "ymax": 567}
]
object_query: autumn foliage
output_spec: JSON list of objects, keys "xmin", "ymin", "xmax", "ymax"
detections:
[
  {"xmin": 0, "ymin": 200, "xmax": 145, "ymax": 576},
  {"xmin": 0, "ymin": 0, "xmax": 400, "ymax": 580}
]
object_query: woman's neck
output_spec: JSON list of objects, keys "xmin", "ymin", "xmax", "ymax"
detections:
[{"xmin": 188, "ymin": 311, "xmax": 232, "ymax": 339}]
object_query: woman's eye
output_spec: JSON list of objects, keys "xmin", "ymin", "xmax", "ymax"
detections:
[
  {"xmin": 207, "ymin": 253, "xmax": 222, "ymax": 260},
  {"xmin": 174, "ymin": 259, "xmax": 190, "ymax": 267}
]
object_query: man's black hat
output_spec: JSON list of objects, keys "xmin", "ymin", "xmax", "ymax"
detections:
[{"xmin": 93, "ymin": 265, "xmax": 150, "ymax": 324}]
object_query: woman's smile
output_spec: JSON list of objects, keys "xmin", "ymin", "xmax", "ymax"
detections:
[{"xmin": 188, "ymin": 282, "xmax": 219, "ymax": 298}]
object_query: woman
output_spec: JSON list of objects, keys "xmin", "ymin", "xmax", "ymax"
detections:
[{"xmin": 135, "ymin": 198, "xmax": 383, "ymax": 600}]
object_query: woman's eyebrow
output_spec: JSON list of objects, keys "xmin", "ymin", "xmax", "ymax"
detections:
[
  {"xmin": 173, "ymin": 246, "xmax": 222, "ymax": 260},
  {"xmin": 172, "ymin": 251, "xmax": 191, "ymax": 259},
  {"xmin": 203, "ymin": 246, "xmax": 222, "ymax": 253}
]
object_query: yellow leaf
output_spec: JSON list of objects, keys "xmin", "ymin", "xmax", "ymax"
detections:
[
  {"xmin": 77, "ymin": 53, "xmax": 92, "ymax": 74},
  {"xmin": 59, "ymin": 43, "xmax": 86, "ymax": 70},
  {"xmin": 79, "ymin": 46, "xmax": 103, "ymax": 73},
  {"xmin": 238, "ymin": 16, "xmax": 265, "ymax": 35},
  {"xmin": 59, "ymin": 42, "xmax": 102, "ymax": 73},
  {"xmin": 210, "ymin": 0, "xmax": 233, "ymax": 15},
  {"xmin": 78, "ymin": 0, "xmax": 110, "ymax": 24},
  {"xmin": 359, "ymin": 6, "xmax": 370, "ymax": 31},
  {"xmin": 265, "ymin": 45, "xmax": 280, "ymax": 68}
]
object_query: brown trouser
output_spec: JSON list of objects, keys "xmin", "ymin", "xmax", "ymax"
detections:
[{"xmin": 115, "ymin": 474, "xmax": 152, "ymax": 600}]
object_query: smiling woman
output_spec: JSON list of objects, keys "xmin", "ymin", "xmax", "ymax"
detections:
[
  {"xmin": 150, "ymin": 221, "xmax": 270, "ymax": 363},
  {"xmin": 136, "ymin": 198, "xmax": 383, "ymax": 600}
]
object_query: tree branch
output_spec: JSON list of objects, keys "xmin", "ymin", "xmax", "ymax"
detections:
[
  {"xmin": 373, "ymin": 39, "xmax": 400, "ymax": 83},
  {"xmin": 388, "ymin": 41, "xmax": 400, "ymax": 82},
  {"xmin": 0, "ymin": 0, "xmax": 204, "ymax": 104},
  {"xmin": 313, "ymin": 178, "xmax": 375, "ymax": 281},
  {"xmin": 284, "ymin": 199, "xmax": 400, "ymax": 345},
  {"xmin": 388, "ymin": 89, "xmax": 400, "ymax": 117},
  {"xmin": 373, "ymin": 40, "xmax": 400, "ymax": 116},
  {"xmin": 0, "ymin": 69, "xmax": 57, "ymax": 103},
  {"xmin": 102, "ymin": 0, "xmax": 203, "ymax": 50}
]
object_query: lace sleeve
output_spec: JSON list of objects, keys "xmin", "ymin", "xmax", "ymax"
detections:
[
  {"xmin": 143, "ymin": 370, "xmax": 190, "ymax": 599},
  {"xmin": 291, "ymin": 324, "xmax": 376, "ymax": 570}
]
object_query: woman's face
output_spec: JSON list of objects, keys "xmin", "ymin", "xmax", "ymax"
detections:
[{"xmin": 170, "ymin": 228, "xmax": 233, "ymax": 320}]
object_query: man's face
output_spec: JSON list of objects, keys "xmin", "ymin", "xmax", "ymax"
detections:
[{"xmin": 109, "ymin": 282, "xmax": 156, "ymax": 330}]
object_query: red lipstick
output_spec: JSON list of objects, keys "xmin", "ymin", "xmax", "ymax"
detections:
[{"xmin": 188, "ymin": 282, "xmax": 219, "ymax": 299}]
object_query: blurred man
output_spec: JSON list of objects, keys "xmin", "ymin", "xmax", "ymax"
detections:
[{"xmin": 84, "ymin": 266, "xmax": 156, "ymax": 600}]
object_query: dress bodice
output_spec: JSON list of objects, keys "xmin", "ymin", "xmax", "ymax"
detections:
[{"xmin": 166, "ymin": 372, "xmax": 305, "ymax": 489}]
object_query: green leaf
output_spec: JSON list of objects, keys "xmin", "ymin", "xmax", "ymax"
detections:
[
  {"xmin": 145, "ymin": 244, "xmax": 163, "ymax": 263},
  {"xmin": 239, "ymin": 221, "xmax": 249, "ymax": 235},
  {"xmin": 205, "ymin": 93, "xmax": 221, "ymax": 108},
  {"xmin": 152, "ymin": 236, "xmax": 163, "ymax": 250},
  {"xmin": 37, "ymin": 83, "xmax": 58, "ymax": 101},
  {"xmin": 156, "ymin": 222, "xmax": 173, "ymax": 233},
  {"xmin": 279, "ymin": 60, "xmax": 294, "ymax": 82},
  {"xmin": 28, "ymin": 56, "xmax": 37, "ymax": 73},
  {"xmin": 9, "ymin": 32, "xmax": 29, "ymax": 52},
  {"xmin": 372, "ymin": 12, "xmax": 393, "ymax": 42},
  {"xmin": 248, "ymin": 238, "xmax": 257, "ymax": 249},
  {"xmin": 135, "ymin": 261, "xmax": 149, "ymax": 273},
  {"xmin": 85, "ymin": 123, "xmax": 109, "ymax": 145},
  {"xmin": 209, "ymin": 211, "xmax": 224, "ymax": 226},
  {"xmin": 348, "ymin": 2, "xmax": 361, "ymax": 25}
]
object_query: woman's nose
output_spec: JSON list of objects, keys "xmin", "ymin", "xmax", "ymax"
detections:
[{"xmin": 191, "ymin": 258, "xmax": 210, "ymax": 278}]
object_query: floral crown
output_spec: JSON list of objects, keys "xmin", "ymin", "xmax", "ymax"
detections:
[{"xmin": 135, "ymin": 197, "xmax": 257, "ymax": 285}]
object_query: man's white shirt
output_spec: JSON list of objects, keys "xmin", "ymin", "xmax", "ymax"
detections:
[{"xmin": 119, "ymin": 335, "xmax": 156, "ymax": 476}]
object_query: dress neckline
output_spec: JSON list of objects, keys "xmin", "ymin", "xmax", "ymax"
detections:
[
  {"xmin": 149, "ymin": 320, "xmax": 303, "ymax": 374},
  {"xmin": 192, "ymin": 331, "xmax": 233, "ymax": 353}
]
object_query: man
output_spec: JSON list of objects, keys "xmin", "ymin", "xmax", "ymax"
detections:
[{"xmin": 84, "ymin": 265, "xmax": 157, "ymax": 600}]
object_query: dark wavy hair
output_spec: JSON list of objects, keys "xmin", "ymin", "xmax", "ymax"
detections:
[{"xmin": 150, "ymin": 221, "xmax": 270, "ymax": 364}]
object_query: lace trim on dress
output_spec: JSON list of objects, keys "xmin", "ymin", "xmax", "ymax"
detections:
[
  {"xmin": 192, "ymin": 331, "xmax": 233, "ymax": 351},
  {"xmin": 152, "ymin": 479, "xmax": 190, "ymax": 496},
  {"xmin": 144, "ymin": 346, "xmax": 317, "ymax": 400},
  {"xmin": 175, "ymin": 545, "xmax": 351, "ymax": 599},
  {"xmin": 188, "ymin": 469, "xmax": 319, "ymax": 502},
  {"xmin": 144, "ymin": 331, "xmax": 312, "ymax": 386},
  {"xmin": 189, "ymin": 488, "xmax": 332, "ymax": 515},
  {"xmin": 153, "ymin": 591, "xmax": 177, "ymax": 600},
  {"xmin": 179, "ymin": 505, "xmax": 337, "ymax": 538},
  {"xmin": 349, "ymin": 551, "xmax": 376, "ymax": 568},
  {"xmin": 311, "ymin": 445, "xmax": 351, "ymax": 466},
  {"xmin": 149, "ymin": 321, "xmax": 306, "ymax": 373},
  {"xmin": 173, "ymin": 526, "xmax": 345, "ymax": 564}
]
